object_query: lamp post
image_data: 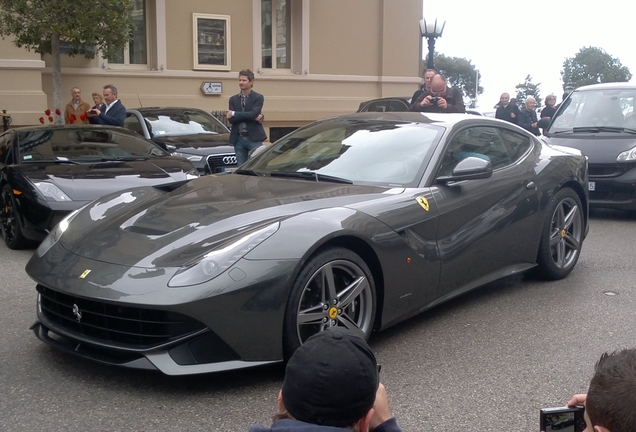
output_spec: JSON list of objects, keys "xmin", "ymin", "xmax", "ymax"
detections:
[{"xmin": 419, "ymin": 18, "xmax": 445, "ymax": 70}]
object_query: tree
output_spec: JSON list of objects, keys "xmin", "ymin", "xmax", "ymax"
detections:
[
  {"xmin": 0, "ymin": 0, "xmax": 133, "ymax": 124},
  {"xmin": 515, "ymin": 74, "xmax": 542, "ymax": 108},
  {"xmin": 561, "ymin": 46, "xmax": 632, "ymax": 90},
  {"xmin": 431, "ymin": 53, "xmax": 483, "ymax": 107}
]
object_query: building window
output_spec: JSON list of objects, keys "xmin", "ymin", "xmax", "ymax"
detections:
[
  {"xmin": 261, "ymin": 0, "xmax": 290, "ymax": 69},
  {"xmin": 193, "ymin": 14, "xmax": 231, "ymax": 71},
  {"xmin": 109, "ymin": 0, "xmax": 148, "ymax": 66}
]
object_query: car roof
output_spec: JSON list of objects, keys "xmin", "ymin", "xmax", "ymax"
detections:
[{"xmin": 575, "ymin": 82, "xmax": 636, "ymax": 92}]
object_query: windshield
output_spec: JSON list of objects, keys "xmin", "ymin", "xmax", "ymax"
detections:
[
  {"xmin": 18, "ymin": 128, "xmax": 168, "ymax": 162},
  {"xmin": 242, "ymin": 119, "xmax": 442, "ymax": 187},
  {"xmin": 142, "ymin": 110, "xmax": 229, "ymax": 137},
  {"xmin": 549, "ymin": 88, "xmax": 636, "ymax": 133}
]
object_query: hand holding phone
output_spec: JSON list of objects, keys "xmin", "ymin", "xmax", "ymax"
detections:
[{"xmin": 540, "ymin": 406, "xmax": 586, "ymax": 432}]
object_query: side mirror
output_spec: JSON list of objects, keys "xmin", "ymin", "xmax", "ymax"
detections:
[
  {"xmin": 537, "ymin": 117, "xmax": 551, "ymax": 129},
  {"xmin": 248, "ymin": 145, "xmax": 267, "ymax": 159},
  {"xmin": 437, "ymin": 156, "xmax": 493, "ymax": 183}
]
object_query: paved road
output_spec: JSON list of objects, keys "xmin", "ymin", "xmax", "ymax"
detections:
[{"xmin": 1, "ymin": 208, "xmax": 635, "ymax": 431}]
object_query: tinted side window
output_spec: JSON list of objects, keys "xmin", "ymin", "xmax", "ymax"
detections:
[
  {"xmin": 124, "ymin": 114, "xmax": 146, "ymax": 137},
  {"xmin": 439, "ymin": 126, "xmax": 511, "ymax": 176},
  {"xmin": 0, "ymin": 134, "xmax": 11, "ymax": 165},
  {"xmin": 499, "ymin": 129, "xmax": 531, "ymax": 163}
]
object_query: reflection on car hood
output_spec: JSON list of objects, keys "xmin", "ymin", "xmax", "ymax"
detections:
[
  {"xmin": 20, "ymin": 158, "xmax": 194, "ymax": 201},
  {"xmin": 543, "ymin": 135, "xmax": 636, "ymax": 164},
  {"xmin": 151, "ymin": 133, "xmax": 233, "ymax": 154},
  {"xmin": 61, "ymin": 174, "xmax": 395, "ymax": 267}
]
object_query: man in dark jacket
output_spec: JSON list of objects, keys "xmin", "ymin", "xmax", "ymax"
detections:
[
  {"xmin": 87, "ymin": 85, "xmax": 126, "ymax": 127},
  {"xmin": 227, "ymin": 69, "xmax": 267, "ymax": 165},
  {"xmin": 517, "ymin": 96, "xmax": 540, "ymax": 136},
  {"xmin": 411, "ymin": 68, "xmax": 437, "ymax": 102},
  {"xmin": 410, "ymin": 73, "xmax": 465, "ymax": 113},
  {"xmin": 248, "ymin": 328, "xmax": 402, "ymax": 432},
  {"xmin": 495, "ymin": 92, "xmax": 519, "ymax": 124}
]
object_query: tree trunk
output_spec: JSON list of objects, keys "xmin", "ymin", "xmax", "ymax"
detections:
[{"xmin": 51, "ymin": 33, "xmax": 64, "ymax": 125}]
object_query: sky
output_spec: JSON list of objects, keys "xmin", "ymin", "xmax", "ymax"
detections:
[{"xmin": 421, "ymin": 0, "xmax": 636, "ymax": 109}]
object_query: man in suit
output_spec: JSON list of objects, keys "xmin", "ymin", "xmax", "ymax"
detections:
[
  {"xmin": 227, "ymin": 69, "xmax": 267, "ymax": 166},
  {"xmin": 87, "ymin": 84, "xmax": 126, "ymax": 127}
]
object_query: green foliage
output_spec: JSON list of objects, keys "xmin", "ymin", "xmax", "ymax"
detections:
[
  {"xmin": 561, "ymin": 46, "xmax": 632, "ymax": 90},
  {"xmin": 0, "ymin": 0, "xmax": 133, "ymax": 59},
  {"xmin": 432, "ymin": 53, "xmax": 484, "ymax": 103},
  {"xmin": 515, "ymin": 74, "xmax": 542, "ymax": 107}
]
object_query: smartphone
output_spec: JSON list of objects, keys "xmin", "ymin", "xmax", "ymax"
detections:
[{"xmin": 540, "ymin": 406, "xmax": 586, "ymax": 432}]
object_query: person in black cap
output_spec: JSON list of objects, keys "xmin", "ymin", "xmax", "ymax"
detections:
[{"xmin": 248, "ymin": 328, "xmax": 402, "ymax": 432}]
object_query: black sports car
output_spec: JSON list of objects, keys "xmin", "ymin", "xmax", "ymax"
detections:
[
  {"xmin": 27, "ymin": 112, "xmax": 589, "ymax": 375},
  {"xmin": 125, "ymin": 107, "xmax": 237, "ymax": 175},
  {"xmin": 0, "ymin": 125, "xmax": 198, "ymax": 249}
]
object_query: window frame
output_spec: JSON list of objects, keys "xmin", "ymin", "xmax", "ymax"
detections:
[
  {"xmin": 101, "ymin": 0, "xmax": 153, "ymax": 71},
  {"xmin": 192, "ymin": 13, "xmax": 231, "ymax": 71}
]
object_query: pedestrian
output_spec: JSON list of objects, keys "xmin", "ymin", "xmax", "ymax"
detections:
[
  {"xmin": 227, "ymin": 69, "xmax": 267, "ymax": 166},
  {"xmin": 87, "ymin": 84, "xmax": 126, "ymax": 127},
  {"xmin": 64, "ymin": 87, "xmax": 91, "ymax": 125},
  {"xmin": 248, "ymin": 327, "xmax": 402, "ymax": 432},
  {"xmin": 411, "ymin": 68, "xmax": 437, "ymax": 103},
  {"xmin": 517, "ymin": 97, "xmax": 540, "ymax": 135},
  {"xmin": 541, "ymin": 94, "xmax": 557, "ymax": 118},
  {"xmin": 495, "ymin": 92, "xmax": 519, "ymax": 124},
  {"xmin": 410, "ymin": 73, "xmax": 465, "ymax": 113},
  {"xmin": 91, "ymin": 92, "xmax": 106, "ymax": 111}
]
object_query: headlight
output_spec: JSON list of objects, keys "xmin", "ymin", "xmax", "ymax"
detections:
[
  {"xmin": 172, "ymin": 152, "xmax": 203, "ymax": 162},
  {"xmin": 35, "ymin": 208, "xmax": 81, "ymax": 257},
  {"xmin": 617, "ymin": 147, "xmax": 636, "ymax": 161},
  {"xmin": 168, "ymin": 222, "xmax": 280, "ymax": 287},
  {"xmin": 33, "ymin": 182, "xmax": 71, "ymax": 201},
  {"xmin": 185, "ymin": 168, "xmax": 200, "ymax": 179}
]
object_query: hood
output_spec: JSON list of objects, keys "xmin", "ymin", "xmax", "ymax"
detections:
[
  {"xmin": 151, "ymin": 133, "xmax": 233, "ymax": 154},
  {"xmin": 543, "ymin": 134, "xmax": 636, "ymax": 164},
  {"xmin": 61, "ymin": 174, "xmax": 395, "ymax": 267},
  {"xmin": 19, "ymin": 157, "xmax": 195, "ymax": 201}
]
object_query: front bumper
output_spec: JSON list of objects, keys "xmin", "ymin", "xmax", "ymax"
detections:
[
  {"xmin": 588, "ymin": 163, "xmax": 636, "ymax": 209},
  {"xmin": 27, "ymin": 244, "xmax": 298, "ymax": 374}
]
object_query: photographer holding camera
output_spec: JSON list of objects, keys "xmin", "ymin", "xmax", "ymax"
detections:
[
  {"xmin": 542, "ymin": 348, "xmax": 636, "ymax": 432},
  {"xmin": 410, "ymin": 73, "xmax": 465, "ymax": 114}
]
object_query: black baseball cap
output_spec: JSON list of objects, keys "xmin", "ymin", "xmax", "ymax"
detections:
[{"xmin": 282, "ymin": 328, "xmax": 379, "ymax": 427}]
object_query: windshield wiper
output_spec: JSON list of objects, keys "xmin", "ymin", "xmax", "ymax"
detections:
[
  {"xmin": 235, "ymin": 168, "xmax": 264, "ymax": 176},
  {"xmin": 269, "ymin": 171, "xmax": 352, "ymax": 184},
  {"xmin": 21, "ymin": 159, "xmax": 80, "ymax": 165},
  {"xmin": 572, "ymin": 126, "xmax": 636, "ymax": 135}
]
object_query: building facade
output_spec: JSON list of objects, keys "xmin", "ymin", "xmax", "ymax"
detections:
[{"xmin": 0, "ymin": 0, "xmax": 422, "ymax": 137}]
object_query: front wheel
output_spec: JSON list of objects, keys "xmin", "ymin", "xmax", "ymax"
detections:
[
  {"xmin": 283, "ymin": 247, "xmax": 376, "ymax": 358},
  {"xmin": 1, "ymin": 185, "xmax": 28, "ymax": 250},
  {"xmin": 535, "ymin": 187, "xmax": 584, "ymax": 280}
]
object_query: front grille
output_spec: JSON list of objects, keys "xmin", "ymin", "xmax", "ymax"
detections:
[
  {"xmin": 207, "ymin": 153, "xmax": 237, "ymax": 173},
  {"xmin": 37, "ymin": 285, "xmax": 206, "ymax": 349},
  {"xmin": 588, "ymin": 164, "xmax": 630, "ymax": 178}
]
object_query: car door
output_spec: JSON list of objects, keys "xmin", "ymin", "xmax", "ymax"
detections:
[
  {"xmin": 124, "ymin": 112, "xmax": 150, "ymax": 139},
  {"xmin": 430, "ymin": 125, "xmax": 540, "ymax": 300}
]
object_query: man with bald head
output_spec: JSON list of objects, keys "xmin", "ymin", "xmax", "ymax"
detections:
[{"xmin": 410, "ymin": 73, "xmax": 465, "ymax": 113}]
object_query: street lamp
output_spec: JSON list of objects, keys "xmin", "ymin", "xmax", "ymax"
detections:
[{"xmin": 419, "ymin": 18, "xmax": 445, "ymax": 70}]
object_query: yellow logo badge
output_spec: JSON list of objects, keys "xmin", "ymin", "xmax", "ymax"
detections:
[
  {"xmin": 328, "ymin": 307, "xmax": 338, "ymax": 319},
  {"xmin": 561, "ymin": 229, "xmax": 566, "ymax": 238},
  {"xmin": 416, "ymin": 196, "xmax": 430, "ymax": 211},
  {"xmin": 79, "ymin": 269, "xmax": 91, "ymax": 279}
]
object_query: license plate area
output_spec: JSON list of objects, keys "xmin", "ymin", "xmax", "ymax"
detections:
[{"xmin": 588, "ymin": 181, "xmax": 595, "ymax": 191}]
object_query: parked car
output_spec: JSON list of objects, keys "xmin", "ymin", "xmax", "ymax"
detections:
[
  {"xmin": 27, "ymin": 112, "xmax": 588, "ymax": 375},
  {"xmin": 357, "ymin": 97, "xmax": 494, "ymax": 117},
  {"xmin": 0, "ymin": 125, "xmax": 198, "ymax": 249},
  {"xmin": 541, "ymin": 82, "xmax": 636, "ymax": 210},
  {"xmin": 125, "ymin": 107, "xmax": 237, "ymax": 175}
]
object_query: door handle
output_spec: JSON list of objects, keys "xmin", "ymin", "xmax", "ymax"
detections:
[{"xmin": 526, "ymin": 181, "xmax": 536, "ymax": 190}]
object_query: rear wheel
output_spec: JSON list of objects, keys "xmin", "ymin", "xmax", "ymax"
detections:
[
  {"xmin": 535, "ymin": 188, "xmax": 584, "ymax": 280},
  {"xmin": 283, "ymin": 247, "xmax": 376, "ymax": 358},
  {"xmin": 0, "ymin": 185, "xmax": 28, "ymax": 250}
]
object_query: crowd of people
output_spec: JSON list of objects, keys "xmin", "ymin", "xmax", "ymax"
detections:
[{"xmin": 64, "ymin": 84, "xmax": 126, "ymax": 127}]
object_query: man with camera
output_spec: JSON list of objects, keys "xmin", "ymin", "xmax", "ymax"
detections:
[
  {"xmin": 543, "ymin": 348, "xmax": 636, "ymax": 432},
  {"xmin": 248, "ymin": 328, "xmax": 402, "ymax": 432},
  {"xmin": 410, "ymin": 73, "xmax": 465, "ymax": 114},
  {"xmin": 87, "ymin": 84, "xmax": 126, "ymax": 127}
]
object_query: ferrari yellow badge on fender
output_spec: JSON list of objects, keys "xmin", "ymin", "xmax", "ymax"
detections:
[
  {"xmin": 416, "ymin": 196, "xmax": 430, "ymax": 211},
  {"xmin": 79, "ymin": 269, "xmax": 91, "ymax": 279}
]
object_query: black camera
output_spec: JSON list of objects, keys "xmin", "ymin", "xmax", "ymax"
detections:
[
  {"xmin": 540, "ymin": 406, "xmax": 586, "ymax": 432},
  {"xmin": 430, "ymin": 97, "xmax": 439, "ymax": 105}
]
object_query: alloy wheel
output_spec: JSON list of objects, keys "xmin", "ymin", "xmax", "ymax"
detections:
[{"xmin": 548, "ymin": 196, "xmax": 582, "ymax": 270}]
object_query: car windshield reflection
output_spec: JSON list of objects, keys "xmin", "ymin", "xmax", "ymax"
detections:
[
  {"xmin": 142, "ymin": 111, "xmax": 229, "ymax": 137},
  {"xmin": 243, "ymin": 119, "xmax": 442, "ymax": 186}
]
